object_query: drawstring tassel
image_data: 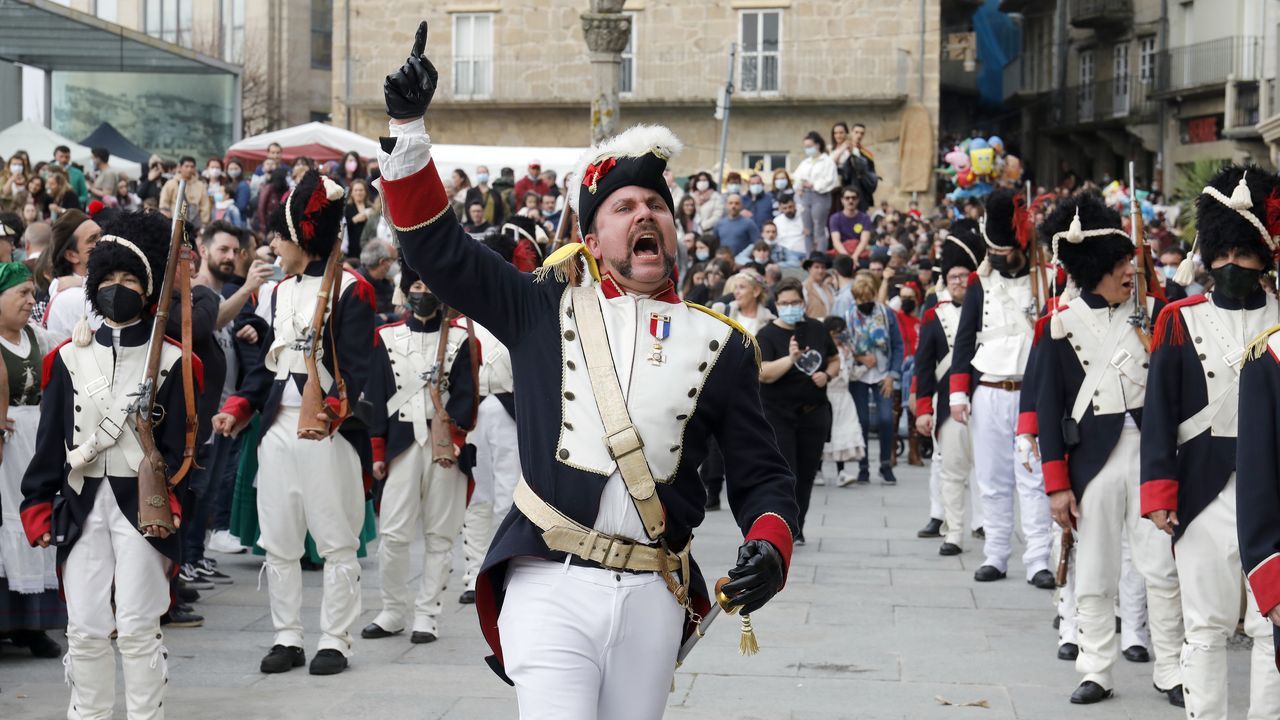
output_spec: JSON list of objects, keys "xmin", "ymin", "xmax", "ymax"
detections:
[
  {"xmin": 1174, "ymin": 236, "xmax": 1198, "ymax": 287},
  {"xmin": 738, "ymin": 614, "xmax": 760, "ymax": 656}
]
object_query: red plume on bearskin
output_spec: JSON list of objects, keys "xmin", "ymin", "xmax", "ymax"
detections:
[
  {"xmin": 1264, "ymin": 189, "xmax": 1280, "ymax": 238},
  {"xmin": 1012, "ymin": 193, "xmax": 1033, "ymax": 250}
]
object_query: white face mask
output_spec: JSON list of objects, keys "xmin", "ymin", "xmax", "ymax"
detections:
[
  {"xmin": 696, "ymin": 180, "xmax": 710, "ymax": 192},
  {"xmin": 206, "ymin": 167, "xmax": 222, "ymax": 179},
  {"xmin": 804, "ymin": 146, "xmax": 818, "ymax": 157},
  {"xmin": 750, "ymin": 184, "xmax": 764, "ymax": 195},
  {"xmin": 228, "ymin": 168, "xmax": 241, "ymax": 179},
  {"xmin": 9, "ymin": 163, "xmax": 22, "ymax": 174}
]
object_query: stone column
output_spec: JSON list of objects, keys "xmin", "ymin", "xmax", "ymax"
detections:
[{"xmin": 581, "ymin": 0, "xmax": 631, "ymax": 144}]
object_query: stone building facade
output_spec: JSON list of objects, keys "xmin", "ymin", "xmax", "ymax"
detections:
[{"xmin": 334, "ymin": 0, "xmax": 940, "ymax": 205}]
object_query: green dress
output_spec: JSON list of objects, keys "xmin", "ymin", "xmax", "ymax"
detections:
[{"xmin": 228, "ymin": 416, "xmax": 377, "ymax": 563}]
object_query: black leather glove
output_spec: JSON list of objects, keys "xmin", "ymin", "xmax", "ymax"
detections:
[
  {"xmin": 384, "ymin": 21, "xmax": 439, "ymax": 120},
  {"xmin": 720, "ymin": 539, "xmax": 785, "ymax": 615}
]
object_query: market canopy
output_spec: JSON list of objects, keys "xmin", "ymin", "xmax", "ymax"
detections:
[
  {"xmin": 0, "ymin": 120, "xmax": 143, "ymax": 179},
  {"xmin": 227, "ymin": 122, "xmax": 381, "ymax": 167},
  {"xmin": 80, "ymin": 122, "xmax": 152, "ymax": 167}
]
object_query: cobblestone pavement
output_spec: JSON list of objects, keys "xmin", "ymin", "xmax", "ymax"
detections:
[{"xmin": 0, "ymin": 458, "xmax": 1250, "ymax": 719}]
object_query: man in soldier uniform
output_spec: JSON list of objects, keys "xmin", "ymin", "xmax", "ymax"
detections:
[
  {"xmin": 1035, "ymin": 194, "xmax": 1183, "ymax": 706},
  {"xmin": 212, "ymin": 170, "xmax": 376, "ymax": 677},
  {"xmin": 914, "ymin": 219, "xmax": 985, "ymax": 556},
  {"xmin": 375, "ymin": 24, "xmax": 798, "ymax": 718},
  {"xmin": 459, "ymin": 230, "xmax": 521, "ymax": 606},
  {"xmin": 1143, "ymin": 165, "xmax": 1280, "ymax": 720},
  {"xmin": 22, "ymin": 210, "xmax": 193, "ymax": 720},
  {"xmin": 949, "ymin": 189, "xmax": 1054, "ymax": 587},
  {"xmin": 362, "ymin": 265, "xmax": 474, "ymax": 643}
]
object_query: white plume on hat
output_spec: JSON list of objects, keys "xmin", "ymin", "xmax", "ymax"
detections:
[{"xmin": 568, "ymin": 124, "xmax": 684, "ymax": 217}]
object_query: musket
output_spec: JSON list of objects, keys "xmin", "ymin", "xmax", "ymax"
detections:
[
  {"xmin": 1025, "ymin": 181, "xmax": 1043, "ymax": 313},
  {"xmin": 554, "ymin": 203, "xmax": 577, "ymax": 250},
  {"xmin": 1128, "ymin": 162, "xmax": 1153, "ymax": 352},
  {"xmin": 135, "ymin": 180, "xmax": 195, "ymax": 535},
  {"xmin": 1055, "ymin": 526, "xmax": 1074, "ymax": 588},
  {"xmin": 297, "ymin": 228, "xmax": 349, "ymax": 438}
]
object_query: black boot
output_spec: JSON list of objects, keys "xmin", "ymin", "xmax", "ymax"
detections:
[
  {"xmin": 880, "ymin": 464, "xmax": 896, "ymax": 485},
  {"xmin": 260, "ymin": 645, "xmax": 305, "ymax": 674},
  {"xmin": 1070, "ymin": 681, "xmax": 1112, "ymax": 704},
  {"xmin": 1057, "ymin": 643, "xmax": 1078, "ymax": 661},
  {"xmin": 309, "ymin": 649, "xmax": 348, "ymax": 675},
  {"xmin": 917, "ymin": 518, "xmax": 943, "ymax": 538}
]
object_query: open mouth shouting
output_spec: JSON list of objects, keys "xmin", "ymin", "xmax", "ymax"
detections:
[{"xmin": 630, "ymin": 224, "xmax": 664, "ymax": 262}]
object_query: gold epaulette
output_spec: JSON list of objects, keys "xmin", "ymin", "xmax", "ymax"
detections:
[
  {"xmin": 684, "ymin": 302, "xmax": 762, "ymax": 367},
  {"xmin": 1244, "ymin": 323, "xmax": 1280, "ymax": 364},
  {"xmin": 533, "ymin": 242, "xmax": 600, "ymax": 285}
]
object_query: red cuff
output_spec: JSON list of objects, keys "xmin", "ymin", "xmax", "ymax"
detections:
[
  {"xmin": 380, "ymin": 159, "xmax": 450, "ymax": 231},
  {"xmin": 949, "ymin": 372, "xmax": 971, "ymax": 396},
  {"xmin": 915, "ymin": 395, "xmax": 934, "ymax": 418},
  {"xmin": 324, "ymin": 396, "xmax": 346, "ymax": 433},
  {"xmin": 1140, "ymin": 479, "xmax": 1179, "ymax": 516},
  {"xmin": 20, "ymin": 502, "xmax": 52, "ymax": 546},
  {"xmin": 1016, "ymin": 411, "xmax": 1038, "ymax": 436},
  {"xmin": 220, "ymin": 395, "xmax": 252, "ymax": 426},
  {"xmin": 746, "ymin": 513, "xmax": 793, "ymax": 588},
  {"xmin": 1248, "ymin": 553, "xmax": 1280, "ymax": 617},
  {"xmin": 1042, "ymin": 459, "xmax": 1070, "ymax": 494},
  {"xmin": 371, "ymin": 436, "xmax": 386, "ymax": 464},
  {"xmin": 169, "ymin": 491, "xmax": 182, "ymax": 526}
]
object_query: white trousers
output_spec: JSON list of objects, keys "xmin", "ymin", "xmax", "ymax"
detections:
[
  {"xmin": 969, "ymin": 385, "xmax": 1052, "ymax": 578},
  {"xmin": 63, "ymin": 481, "xmax": 170, "ymax": 720},
  {"xmin": 257, "ymin": 407, "xmax": 364, "ymax": 654},
  {"xmin": 374, "ymin": 441, "xmax": 466, "ymax": 635},
  {"xmin": 1176, "ymin": 476, "xmax": 1280, "ymax": 720},
  {"xmin": 499, "ymin": 558, "xmax": 685, "ymax": 720},
  {"xmin": 1073, "ymin": 428, "xmax": 1183, "ymax": 690},
  {"xmin": 1056, "ymin": 536, "xmax": 1156, "ymax": 652},
  {"xmin": 936, "ymin": 419, "xmax": 975, "ymax": 546},
  {"xmin": 462, "ymin": 396, "xmax": 521, "ymax": 591}
]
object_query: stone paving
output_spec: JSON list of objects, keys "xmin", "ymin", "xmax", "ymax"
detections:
[{"xmin": 0, "ymin": 458, "xmax": 1252, "ymax": 719}]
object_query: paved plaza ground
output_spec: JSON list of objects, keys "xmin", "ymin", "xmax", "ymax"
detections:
[{"xmin": 0, "ymin": 458, "xmax": 1252, "ymax": 719}]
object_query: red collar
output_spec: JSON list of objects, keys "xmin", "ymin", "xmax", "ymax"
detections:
[{"xmin": 599, "ymin": 273, "xmax": 681, "ymax": 304}]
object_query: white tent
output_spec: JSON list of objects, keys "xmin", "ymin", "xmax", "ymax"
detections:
[
  {"xmin": 226, "ymin": 121, "xmax": 585, "ymax": 187},
  {"xmin": 0, "ymin": 120, "xmax": 143, "ymax": 180}
]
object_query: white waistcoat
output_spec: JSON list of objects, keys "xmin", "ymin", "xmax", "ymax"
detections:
[
  {"xmin": 473, "ymin": 321, "xmax": 514, "ymax": 396},
  {"xmin": 972, "ymin": 272, "xmax": 1034, "ymax": 378},
  {"xmin": 933, "ymin": 302, "xmax": 961, "ymax": 382},
  {"xmin": 555, "ymin": 286, "xmax": 733, "ymax": 483},
  {"xmin": 1181, "ymin": 293, "xmax": 1279, "ymax": 439},
  {"xmin": 265, "ymin": 272, "xmax": 359, "ymax": 387},
  {"xmin": 1058, "ymin": 296, "xmax": 1154, "ymax": 416},
  {"xmin": 61, "ymin": 339, "xmax": 182, "ymax": 490},
  {"xmin": 378, "ymin": 322, "xmax": 468, "ymax": 446}
]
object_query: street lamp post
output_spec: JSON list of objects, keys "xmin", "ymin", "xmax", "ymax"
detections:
[{"xmin": 581, "ymin": 0, "xmax": 631, "ymax": 144}]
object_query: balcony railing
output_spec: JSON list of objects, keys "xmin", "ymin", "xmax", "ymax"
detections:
[
  {"xmin": 1058, "ymin": 75, "xmax": 1159, "ymax": 126},
  {"xmin": 1156, "ymin": 36, "xmax": 1262, "ymax": 94},
  {"xmin": 432, "ymin": 43, "xmax": 911, "ymax": 104},
  {"xmin": 1070, "ymin": 0, "xmax": 1133, "ymax": 31}
]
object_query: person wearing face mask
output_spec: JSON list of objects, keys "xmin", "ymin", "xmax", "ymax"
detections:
[
  {"xmin": 1, "ymin": 153, "xmax": 29, "ymax": 213},
  {"xmin": 513, "ymin": 160, "xmax": 550, "ymax": 201},
  {"xmin": 339, "ymin": 150, "xmax": 365, "ymax": 188},
  {"xmin": 845, "ymin": 273, "xmax": 903, "ymax": 486},
  {"xmin": 689, "ymin": 170, "xmax": 724, "ymax": 232},
  {"xmin": 758, "ymin": 278, "xmax": 839, "ymax": 543},
  {"xmin": 463, "ymin": 164, "xmax": 507, "ymax": 226},
  {"xmin": 893, "ymin": 282, "xmax": 923, "ymax": 467},
  {"xmin": 771, "ymin": 168, "xmax": 793, "ymax": 203},
  {"xmin": 226, "ymin": 158, "xmax": 252, "ymax": 220},
  {"xmin": 742, "ymin": 173, "xmax": 776, "ymax": 230},
  {"xmin": 1144, "ymin": 165, "xmax": 1280, "ymax": 720},
  {"xmin": 362, "ymin": 263, "xmax": 476, "ymax": 645},
  {"xmin": 1035, "ymin": 194, "xmax": 1183, "ymax": 708},
  {"xmin": 1157, "ymin": 246, "xmax": 1191, "ymax": 301},
  {"xmin": 211, "ymin": 170, "xmax": 376, "ymax": 677},
  {"xmin": 790, "ymin": 131, "xmax": 839, "ymax": 253},
  {"xmin": 949, "ymin": 188, "xmax": 1054, "ymax": 589},
  {"xmin": 913, "ymin": 220, "xmax": 985, "ymax": 549},
  {"xmin": 21, "ymin": 210, "xmax": 193, "ymax": 720}
]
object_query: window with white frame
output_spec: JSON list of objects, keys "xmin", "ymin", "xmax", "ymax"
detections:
[
  {"xmin": 453, "ymin": 13, "xmax": 494, "ymax": 99},
  {"xmin": 145, "ymin": 0, "xmax": 192, "ymax": 47},
  {"xmin": 1078, "ymin": 49, "xmax": 1095, "ymax": 119},
  {"xmin": 222, "ymin": 0, "xmax": 245, "ymax": 64},
  {"xmin": 1139, "ymin": 36, "xmax": 1157, "ymax": 84},
  {"xmin": 1112, "ymin": 43, "xmax": 1130, "ymax": 116},
  {"xmin": 743, "ymin": 152, "xmax": 789, "ymax": 174},
  {"xmin": 740, "ymin": 10, "xmax": 781, "ymax": 94},
  {"xmin": 619, "ymin": 12, "xmax": 637, "ymax": 96}
]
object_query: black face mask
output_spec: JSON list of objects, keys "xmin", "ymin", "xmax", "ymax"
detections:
[
  {"xmin": 407, "ymin": 291, "xmax": 441, "ymax": 318},
  {"xmin": 1209, "ymin": 263, "xmax": 1263, "ymax": 300},
  {"xmin": 97, "ymin": 284, "xmax": 144, "ymax": 323},
  {"xmin": 988, "ymin": 253, "xmax": 1013, "ymax": 273},
  {"xmin": 900, "ymin": 298, "xmax": 917, "ymax": 314},
  {"xmin": 857, "ymin": 301, "xmax": 876, "ymax": 315}
]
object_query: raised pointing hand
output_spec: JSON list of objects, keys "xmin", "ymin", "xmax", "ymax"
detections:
[{"xmin": 385, "ymin": 21, "xmax": 439, "ymax": 120}]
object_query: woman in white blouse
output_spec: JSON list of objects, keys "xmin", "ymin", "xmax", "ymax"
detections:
[{"xmin": 791, "ymin": 131, "xmax": 840, "ymax": 253}]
